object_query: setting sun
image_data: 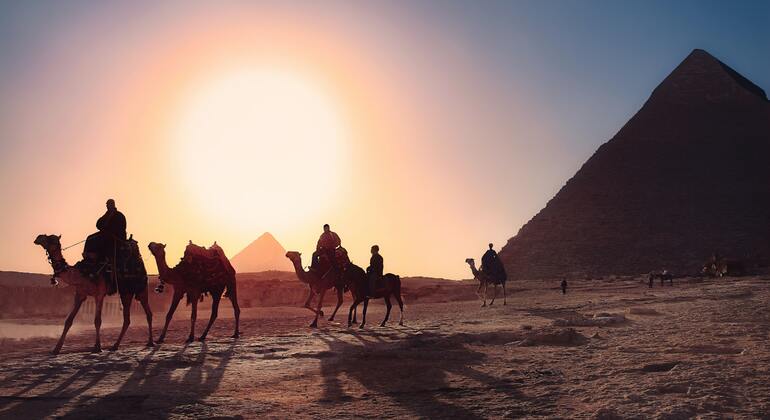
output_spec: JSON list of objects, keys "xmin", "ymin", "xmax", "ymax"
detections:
[{"xmin": 170, "ymin": 66, "xmax": 350, "ymax": 231}]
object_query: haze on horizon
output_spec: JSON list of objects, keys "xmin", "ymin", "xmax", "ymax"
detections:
[{"xmin": 0, "ymin": 1, "xmax": 768, "ymax": 279}]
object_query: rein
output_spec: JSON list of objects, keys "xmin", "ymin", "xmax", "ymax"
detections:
[{"xmin": 61, "ymin": 239, "xmax": 86, "ymax": 251}]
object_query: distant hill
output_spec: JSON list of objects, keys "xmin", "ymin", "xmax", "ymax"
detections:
[
  {"xmin": 230, "ymin": 232, "xmax": 293, "ymax": 273},
  {"xmin": 0, "ymin": 271, "xmax": 50, "ymax": 288}
]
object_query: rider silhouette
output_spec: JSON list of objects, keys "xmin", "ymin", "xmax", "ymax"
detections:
[
  {"xmin": 481, "ymin": 243, "xmax": 497, "ymax": 272},
  {"xmin": 97, "ymin": 199, "xmax": 127, "ymax": 241},
  {"xmin": 312, "ymin": 224, "xmax": 341, "ymax": 273},
  {"xmin": 367, "ymin": 245, "xmax": 383, "ymax": 294},
  {"xmin": 82, "ymin": 199, "xmax": 127, "ymax": 290}
]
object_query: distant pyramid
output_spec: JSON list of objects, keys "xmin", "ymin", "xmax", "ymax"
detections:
[
  {"xmin": 500, "ymin": 49, "xmax": 770, "ymax": 279},
  {"xmin": 231, "ymin": 232, "xmax": 293, "ymax": 273}
]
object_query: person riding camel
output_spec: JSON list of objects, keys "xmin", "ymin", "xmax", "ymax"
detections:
[
  {"xmin": 97, "ymin": 199, "xmax": 127, "ymax": 241},
  {"xmin": 367, "ymin": 245, "xmax": 384, "ymax": 295},
  {"xmin": 312, "ymin": 224, "xmax": 341, "ymax": 274},
  {"xmin": 82, "ymin": 199, "xmax": 127, "ymax": 286},
  {"xmin": 481, "ymin": 243, "xmax": 497, "ymax": 272}
]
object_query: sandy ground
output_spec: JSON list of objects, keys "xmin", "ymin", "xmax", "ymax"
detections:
[{"xmin": 1, "ymin": 276, "xmax": 769, "ymax": 419}]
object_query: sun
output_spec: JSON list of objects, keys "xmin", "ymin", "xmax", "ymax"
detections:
[{"xmin": 170, "ymin": 66, "xmax": 350, "ymax": 231}]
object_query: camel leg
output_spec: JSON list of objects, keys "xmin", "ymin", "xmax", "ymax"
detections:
[
  {"xmin": 228, "ymin": 283, "xmax": 242, "ymax": 338},
  {"xmin": 93, "ymin": 294, "xmax": 105, "ymax": 353},
  {"xmin": 138, "ymin": 289, "xmax": 154, "ymax": 347},
  {"xmin": 380, "ymin": 296, "xmax": 392, "ymax": 327},
  {"xmin": 310, "ymin": 289, "xmax": 326, "ymax": 328},
  {"xmin": 53, "ymin": 293, "xmax": 87, "ymax": 355},
  {"xmin": 303, "ymin": 287, "xmax": 324, "ymax": 316},
  {"xmin": 395, "ymin": 292, "xmax": 405, "ymax": 326},
  {"xmin": 111, "ymin": 293, "xmax": 133, "ymax": 351},
  {"xmin": 328, "ymin": 288, "xmax": 343, "ymax": 321},
  {"xmin": 502, "ymin": 282, "xmax": 507, "ymax": 306},
  {"xmin": 489, "ymin": 284, "xmax": 498, "ymax": 306},
  {"xmin": 359, "ymin": 298, "xmax": 369, "ymax": 329},
  {"xmin": 348, "ymin": 298, "xmax": 361, "ymax": 327},
  {"xmin": 199, "ymin": 293, "xmax": 221, "ymax": 341},
  {"xmin": 187, "ymin": 297, "xmax": 198, "ymax": 343},
  {"xmin": 303, "ymin": 287, "xmax": 315, "ymax": 312},
  {"xmin": 481, "ymin": 281, "xmax": 488, "ymax": 307},
  {"xmin": 158, "ymin": 290, "xmax": 183, "ymax": 343}
]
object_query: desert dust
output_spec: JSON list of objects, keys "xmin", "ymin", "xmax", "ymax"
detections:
[{"xmin": 1, "ymin": 276, "xmax": 769, "ymax": 419}]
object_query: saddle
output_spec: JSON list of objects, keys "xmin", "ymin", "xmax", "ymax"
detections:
[
  {"xmin": 76, "ymin": 234, "xmax": 148, "ymax": 295},
  {"xmin": 177, "ymin": 241, "xmax": 233, "ymax": 290}
]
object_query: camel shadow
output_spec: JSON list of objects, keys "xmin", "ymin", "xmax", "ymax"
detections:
[
  {"xmin": 315, "ymin": 329, "xmax": 524, "ymax": 418},
  {"xmin": 0, "ymin": 341, "xmax": 236, "ymax": 419}
]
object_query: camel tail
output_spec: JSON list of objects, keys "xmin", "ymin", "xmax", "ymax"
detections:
[{"xmin": 224, "ymin": 277, "xmax": 236, "ymax": 298}]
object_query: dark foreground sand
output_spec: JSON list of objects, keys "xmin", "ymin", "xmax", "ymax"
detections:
[{"xmin": 1, "ymin": 276, "xmax": 769, "ymax": 419}]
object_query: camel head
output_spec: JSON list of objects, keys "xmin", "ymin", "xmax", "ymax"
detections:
[
  {"xmin": 147, "ymin": 242, "xmax": 166, "ymax": 258},
  {"xmin": 465, "ymin": 258, "xmax": 475, "ymax": 266},
  {"xmin": 34, "ymin": 234, "xmax": 61, "ymax": 252},
  {"xmin": 285, "ymin": 251, "xmax": 302, "ymax": 263}
]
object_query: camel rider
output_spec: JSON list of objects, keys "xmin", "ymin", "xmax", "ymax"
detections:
[
  {"xmin": 481, "ymin": 243, "xmax": 497, "ymax": 272},
  {"xmin": 367, "ymin": 245, "xmax": 383, "ymax": 295},
  {"xmin": 82, "ymin": 199, "xmax": 127, "ymax": 286},
  {"xmin": 97, "ymin": 199, "xmax": 127, "ymax": 242},
  {"xmin": 312, "ymin": 224, "xmax": 341, "ymax": 273}
]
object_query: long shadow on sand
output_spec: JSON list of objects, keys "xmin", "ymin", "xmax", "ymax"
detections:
[
  {"xmin": 0, "ymin": 341, "xmax": 236, "ymax": 419},
  {"xmin": 314, "ymin": 329, "xmax": 524, "ymax": 418}
]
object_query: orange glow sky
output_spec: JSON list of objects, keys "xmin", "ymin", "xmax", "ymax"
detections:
[{"xmin": 2, "ymin": 2, "xmax": 767, "ymax": 278}]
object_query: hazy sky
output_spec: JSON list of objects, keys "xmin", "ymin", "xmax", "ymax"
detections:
[{"xmin": 1, "ymin": 0, "xmax": 768, "ymax": 278}]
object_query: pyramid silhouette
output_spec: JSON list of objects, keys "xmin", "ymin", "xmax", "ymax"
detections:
[
  {"xmin": 231, "ymin": 232, "xmax": 293, "ymax": 273},
  {"xmin": 500, "ymin": 49, "xmax": 770, "ymax": 279}
]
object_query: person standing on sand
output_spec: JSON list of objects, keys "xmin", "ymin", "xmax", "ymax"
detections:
[
  {"xmin": 561, "ymin": 278, "xmax": 568, "ymax": 294},
  {"xmin": 367, "ymin": 245, "xmax": 384, "ymax": 295}
]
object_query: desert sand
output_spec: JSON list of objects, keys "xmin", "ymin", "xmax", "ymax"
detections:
[{"xmin": 1, "ymin": 275, "xmax": 769, "ymax": 419}]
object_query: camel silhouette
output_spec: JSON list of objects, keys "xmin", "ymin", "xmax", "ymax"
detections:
[
  {"xmin": 347, "ymin": 271, "xmax": 404, "ymax": 328},
  {"xmin": 147, "ymin": 242, "xmax": 241, "ymax": 343},
  {"xmin": 33, "ymin": 234, "xmax": 153, "ymax": 354},
  {"xmin": 285, "ymin": 251, "xmax": 351, "ymax": 328},
  {"xmin": 465, "ymin": 258, "xmax": 507, "ymax": 306}
]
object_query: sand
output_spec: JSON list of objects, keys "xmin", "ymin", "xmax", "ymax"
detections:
[{"xmin": 1, "ymin": 275, "xmax": 769, "ymax": 419}]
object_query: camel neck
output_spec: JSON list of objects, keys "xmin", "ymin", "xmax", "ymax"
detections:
[
  {"xmin": 290, "ymin": 258, "xmax": 309, "ymax": 284},
  {"xmin": 153, "ymin": 254, "xmax": 174, "ymax": 283},
  {"xmin": 47, "ymin": 248, "xmax": 68, "ymax": 274},
  {"xmin": 468, "ymin": 262, "xmax": 479, "ymax": 276}
]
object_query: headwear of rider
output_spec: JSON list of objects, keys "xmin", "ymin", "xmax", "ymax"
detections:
[
  {"xmin": 371, "ymin": 245, "xmax": 379, "ymax": 252},
  {"xmin": 489, "ymin": 243, "xmax": 494, "ymax": 249},
  {"xmin": 323, "ymin": 224, "xmax": 330, "ymax": 231},
  {"xmin": 106, "ymin": 199, "xmax": 116, "ymax": 210}
]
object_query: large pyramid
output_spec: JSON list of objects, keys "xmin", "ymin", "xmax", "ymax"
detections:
[
  {"xmin": 230, "ymin": 232, "xmax": 293, "ymax": 273},
  {"xmin": 499, "ymin": 49, "xmax": 770, "ymax": 279}
]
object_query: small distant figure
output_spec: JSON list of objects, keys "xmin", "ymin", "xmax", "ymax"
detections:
[
  {"xmin": 561, "ymin": 278, "xmax": 568, "ymax": 294},
  {"xmin": 367, "ymin": 245, "xmax": 384, "ymax": 295},
  {"xmin": 649, "ymin": 269, "xmax": 674, "ymax": 287}
]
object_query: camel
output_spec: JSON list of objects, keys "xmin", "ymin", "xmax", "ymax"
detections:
[
  {"xmin": 34, "ymin": 234, "xmax": 153, "ymax": 354},
  {"xmin": 147, "ymin": 242, "xmax": 241, "ymax": 343},
  {"xmin": 465, "ymin": 258, "xmax": 507, "ymax": 306},
  {"xmin": 347, "ymin": 271, "xmax": 404, "ymax": 328},
  {"xmin": 285, "ymin": 251, "xmax": 350, "ymax": 328},
  {"xmin": 648, "ymin": 270, "xmax": 674, "ymax": 287}
]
